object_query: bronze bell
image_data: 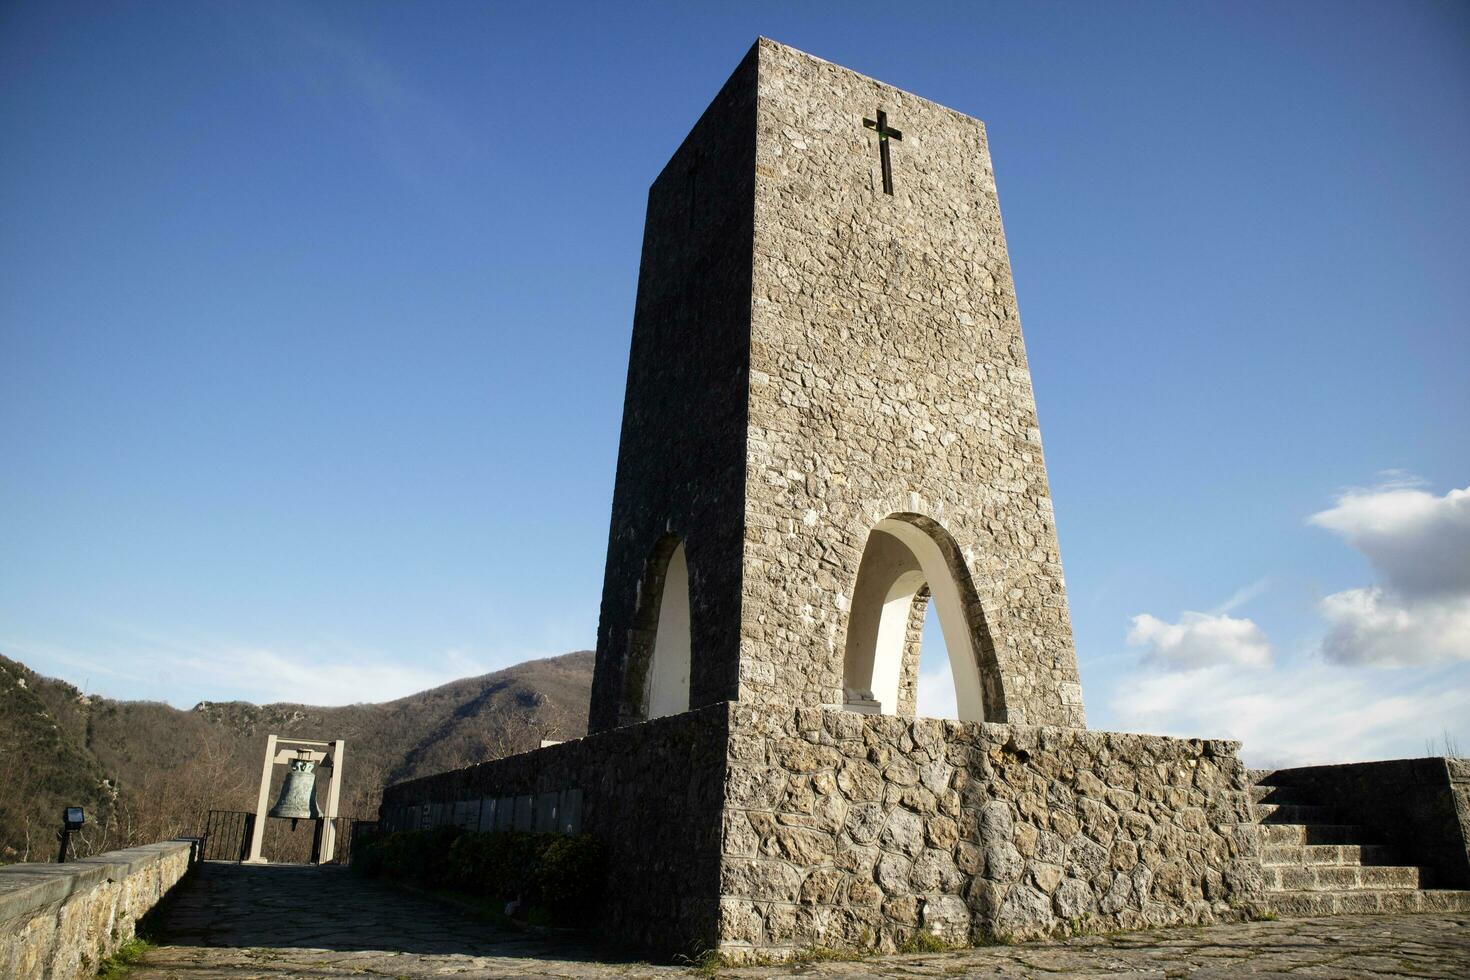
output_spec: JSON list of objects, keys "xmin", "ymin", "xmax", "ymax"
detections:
[{"xmin": 268, "ymin": 752, "xmax": 322, "ymax": 827}]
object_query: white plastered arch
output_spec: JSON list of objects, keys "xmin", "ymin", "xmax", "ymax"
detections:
[
  {"xmin": 845, "ymin": 517, "xmax": 987, "ymax": 722},
  {"xmin": 868, "ymin": 568, "xmax": 926, "ymax": 713},
  {"xmin": 644, "ymin": 541, "xmax": 691, "ymax": 719}
]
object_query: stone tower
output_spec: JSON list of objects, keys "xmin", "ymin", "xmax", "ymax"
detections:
[
  {"xmin": 384, "ymin": 41, "xmax": 1276, "ymax": 959},
  {"xmin": 589, "ymin": 38, "xmax": 1086, "ymax": 735}
]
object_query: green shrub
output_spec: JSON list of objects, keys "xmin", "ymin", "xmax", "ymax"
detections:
[
  {"xmin": 352, "ymin": 826, "xmax": 463, "ymax": 886},
  {"xmin": 353, "ymin": 827, "xmax": 605, "ymax": 927},
  {"xmin": 535, "ymin": 834, "xmax": 607, "ymax": 920},
  {"xmin": 350, "ymin": 833, "xmax": 387, "ymax": 877}
]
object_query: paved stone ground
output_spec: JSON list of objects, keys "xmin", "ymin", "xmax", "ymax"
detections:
[{"xmin": 132, "ymin": 863, "xmax": 1470, "ymax": 979}]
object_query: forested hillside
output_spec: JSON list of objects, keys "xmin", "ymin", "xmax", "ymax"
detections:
[{"xmin": 0, "ymin": 651, "xmax": 593, "ymax": 862}]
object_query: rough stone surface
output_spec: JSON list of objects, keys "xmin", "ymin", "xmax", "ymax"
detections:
[
  {"xmin": 383, "ymin": 703, "xmax": 1258, "ymax": 958},
  {"xmin": 716, "ymin": 705, "xmax": 1260, "ymax": 957},
  {"xmin": 128, "ymin": 864, "xmax": 1470, "ymax": 978},
  {"xmin": 743, "ymin": 39, "xmax": 1083, "ymax": 727},
  {"xmin": 0, "ymin": 841, "xmax": 193, "ymax": 980},
  {"xmin": 588, "ymin": 36, "xmax": 1086, "ymax": 735}
]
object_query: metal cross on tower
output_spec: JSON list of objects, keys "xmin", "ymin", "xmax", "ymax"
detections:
[{"xmin": 862, "ymin": 109, "xmax": 903, "ymax": 195}]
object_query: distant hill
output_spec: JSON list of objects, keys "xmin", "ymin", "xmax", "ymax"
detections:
[{"xmin": 0, "ymin": 650, "xmax": 593, "ymax": 863}]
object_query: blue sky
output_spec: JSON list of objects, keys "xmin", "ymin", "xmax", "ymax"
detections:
[{"xmin": 2, "ymin": 1, "xmax": 1465, "ymax": 766}]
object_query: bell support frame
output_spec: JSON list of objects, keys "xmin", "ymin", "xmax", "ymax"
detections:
[{"xmin": 243, "ymin": 734, "xmax": 346, "ymax": 865}]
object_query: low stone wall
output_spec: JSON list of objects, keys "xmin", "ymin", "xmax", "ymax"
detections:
[
  {"xmin": 380, "ymin": 704, "xmax": 730, "ymax": 955},
  {"xmin": 382, "ymin": 702, "xmax": 1263, "ymax": 960},
  {"xmin": 1267, "ymin": 757, "xmax": 1470, "ymax": 887},
  {"xmin": 0, "ymin": 840, "xmax": 194, "ymax": 980},
  {"xmin": 718, "ymin": 705, "xmax": 1262, "ymax": 958}
]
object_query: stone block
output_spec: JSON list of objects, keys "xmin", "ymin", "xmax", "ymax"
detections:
[
  {"xmin": 879, "ymin": 808, "xmax": 924, "ymax": 857},
  {"xmin": 876, "ymin": 852, "xmax": 913, "ymax": 893}
]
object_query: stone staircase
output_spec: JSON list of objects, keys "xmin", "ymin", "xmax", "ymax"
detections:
[{"xmin": 1250, "ymin": 769, "xmax": 1470, "ymax": 915}]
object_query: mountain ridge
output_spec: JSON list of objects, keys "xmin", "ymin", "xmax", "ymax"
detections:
[{"xmin": 0, "ymin": 650, "xmax": 594, "ymax": 862}]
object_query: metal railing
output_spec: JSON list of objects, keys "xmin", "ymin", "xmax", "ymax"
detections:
[
  {"xmin": 201, "ymin": 810, "xmax": 254, "ymax": 861},
  {"xmin": 201, "ymin": 810, "xmax": 363, "ymax": 864}
]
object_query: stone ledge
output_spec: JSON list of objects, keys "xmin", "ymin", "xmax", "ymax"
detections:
[
  {"xmin": 0, "ymin": 840, "xmax": 194, "ymax": 980},
  {"xmin": 75, "ymin": 842, "xmax": 195, "ymax": 880},
  {"xmin": 0, "ymin": 842, "xmax": 190, "ymax": 926},
  {"xmin": 0, "ymin": 863, "xmax": 113, "ymax": 925}
]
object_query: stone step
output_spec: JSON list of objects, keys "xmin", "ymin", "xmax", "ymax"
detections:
[
  {"xmin": 1263, "ymin": 863, "xmax": 1422, "ymax": 892},
  {"xmin": 1263, "ymin": 843, "xmax": 1400, "ymax": 867},
  {"xmin": 1250, "ymin": 784, "xmax": 1316, "ymax": 804},
  {"xmin": 1267, "ymin": 888, "xmax": 1470, "ymax": 917},
  {"xmin": 1247, "ymin": 768, "xmax": 1276, "ymax": 785},
  {"xmin": 1254, "ymin": 802, "xmax": 1337, "ymax": 824},
  {"xmin": 1262, "ymin": 823, "xmax": 1379, "ymax": 846}
]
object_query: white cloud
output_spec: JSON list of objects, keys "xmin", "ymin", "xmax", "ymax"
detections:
[
  {"xmin": 177, "ymin": 646, "xmax": 490, "ymax": 707},
  {"xmin": 1317, "ymin": 586, "xmax": 1470, "ymax": 666},
  {"xmin": 1126, "ymin": 611, "xmax": 1272, "ymax": 670},
  {"xmin": 1212, "ymin": 578, "xmax": 1271, "ymax": 615},
  {"xmin": 1310, "ymin": 482, "xmax": 1470, "ymax": 666},
  {"xmin": 230, "ymin": 5, "xmax": 482, "ymax": 191},
  {"xmin": 916, "ymin": 665, "xmax": 958, "ymax": 721},
  {"xmin": 1093, "ymin": 481, "xmax": 1470, "ymax": 766},
  {"xmin": 1107, "ymin": 660, "xmax": 1470, "ymax": 769},
  {"xmin": 1309, "ymin": 483, "xmax": 1470, "ymax": 597},
  {"xmin": 5, "ymin": 632, "xmax": 497, "ymax": 708}
]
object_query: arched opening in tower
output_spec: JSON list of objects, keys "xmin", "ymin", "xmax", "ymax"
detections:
[
  {"xmin": 645, "ymin": 541, "xmax": 691, "ymax": 719},
  {"xmin": 842, "ymin": 516, "xmax": 996, "ymax": 722},
  {"xmin": 620, "ymin": 535, "xmax": 693, "ymax": 725}
]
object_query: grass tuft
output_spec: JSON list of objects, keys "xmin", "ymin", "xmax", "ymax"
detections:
[
  {"xmin": 688, "ymin": 943, "xmax": 873, "ymax": 974},
  {"xmin": 686, "ymin": 948, "xmax": 730, "ymax": 976},
  {"xmin": 898, "ymin": 931, "xmax": 962, "ymax": 954},
  {"xmin": 96, "ymin": 937, "xmax": 154, "ymax": 979}
]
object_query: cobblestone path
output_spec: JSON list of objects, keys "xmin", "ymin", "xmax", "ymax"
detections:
[{"xmin": 133, "ymin": 862, "xmax": 1470, "ymax": 978}]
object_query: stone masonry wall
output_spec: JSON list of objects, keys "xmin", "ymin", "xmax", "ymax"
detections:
[
  {"xmin": 381, "ymin": 705, "xmax": 730, "ymax": 955},
  {"xmin": 718, "ymin": 705, "xmax": 1262, "ymax": 958},
  {"xmin": 0, "ymin": 841, "xmax": 194, "ymax": 980},
  {"xmin": 740, "ymin": 40, "xmax": 1086, "ymax": 727}
]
